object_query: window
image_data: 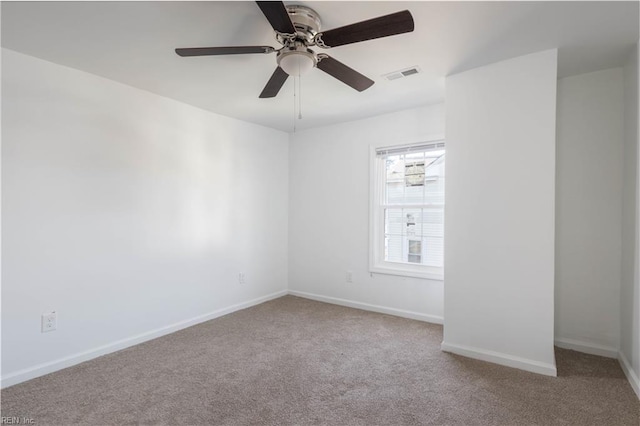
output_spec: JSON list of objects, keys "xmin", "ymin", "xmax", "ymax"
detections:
[{"xmin": 370, "ymin": 140, "xmax": 445, "ymax": 280}]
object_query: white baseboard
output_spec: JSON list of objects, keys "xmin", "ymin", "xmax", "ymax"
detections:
[
  {"xmin": 554, "ymin": 337, "xmax": 618, "ymax": 359},
  {"xmin": 618, "ymin": 351, "xmax": 640, "ymax": 400},
  {"xmin": 0, "ymin": 290, "xmax": 287, "ymax": 389},
  {"xmin": 441, "ymin": 341, "xmax": 558, "ymax": 377},
  {"xmin": 288, "ymin": 290, "xmax": 443, "ymax": 325},
  {"xmin": 551, "ymin": 338, "xmax": 640, "ymax": 399}
]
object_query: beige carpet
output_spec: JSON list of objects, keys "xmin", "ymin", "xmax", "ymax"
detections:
[{"xmin": 1, "ymin": 295, "xmax": 638, "ymax": 425}]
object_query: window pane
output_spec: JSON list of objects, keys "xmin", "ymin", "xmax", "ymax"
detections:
[
  {"xmin": 385, "ymin": 234, "xmax": 403, "ymax": 262},
  {"xmin": 424, "ymin": 236, "xmax": 444, "ymax": 267},
  {"xmin": 385, "ymin": 155, "xmax": 404, "ymax": 181},
  {"xmin": 385, "ymin": 207, "xmax": 444, "ymax": 265},
  {"xmin": 385, "ymin": 155, "xmax": 404, "ymax": 204},
  {"xmin": 424, "ymin": 178, "xmax": 445, "ymax": 204},
  {"xmin": 404, "ymin": 183, "xmax": 424, "ymax": 204},
  {"xmin": 417, "ymin": 208, "xmax": 444, "ymax": 238},
  {"xmin": 404, "ymin": 208, "xmax": 421, "ymax": 238},
  {"xmin": 384, "ymin": 153, "xmax": 444, "ymax": 206},
  {"xmin": 404, "ymin": 152, "xmax": 425, "ymax": 187},
  {"xmin": 424, "ymin": 154, "xmax": 445, "ymax": 204},
  {"xmin": 385, "ymin": 209, "xmax": 403, "ymax": 235},
  {"xmin": 408, "ymin": 240, "xmax": 421, "ymax": 255}
]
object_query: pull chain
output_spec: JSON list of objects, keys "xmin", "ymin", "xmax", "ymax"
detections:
[
  {"xmin": 298, "ymin": 73, "xmax": 302, "ymax": 120},
  {"xmin": 293, "ymin": 75, "xmax": 297, "ymax": 133},
  {"xmin": 292, "ymin": 62, "xmax": 304, "ymax": 132}
]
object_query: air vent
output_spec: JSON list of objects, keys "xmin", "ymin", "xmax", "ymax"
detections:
[{"xmin": 383, "ymin": 66, "xmax": 421, "ymax": 81}]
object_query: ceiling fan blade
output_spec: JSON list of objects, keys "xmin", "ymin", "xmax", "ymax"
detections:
[
  {"xmin": 259, "ymin": 67, "xmax": 289, "ymax": 98},
  {"xmin": 256, "ymin": 1, "xmax": 296, "ymax": 34},
  {"xmin": 316, "ymin": 55, "xmax": 374, "ymax": 92},
  {"xmin": 175, "ymin": 46, "xmax": 275, "ymax": 57},
  {"xmin": 315, "ymin": 10, "xmax": 414, "ymax": 48}
]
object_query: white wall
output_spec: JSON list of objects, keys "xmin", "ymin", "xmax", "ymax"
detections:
[
  {"xmin": 288, "ymin": 105, "xmax": 445, "ymax": 323},
  {"xmin": 555, "ymin": 68, "xmax": 624, "ymax": 357},
  {"xmin": 620, "ymin": 42, "xmax": 640, "ymax": 397},
  {"xmin": 1, "ymin": 49, "xmax": 289, "ymax": 386},
  {"xmin": 442, "ymin": 50, "xmax": 558, "ymax": 376}
]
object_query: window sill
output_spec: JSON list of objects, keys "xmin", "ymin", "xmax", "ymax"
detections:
[{"xmin": 370, "ymin": 264, "xmax": 444, "ymax": 281}]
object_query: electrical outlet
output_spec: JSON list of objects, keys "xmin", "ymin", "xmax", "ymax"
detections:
[
  {"xmin": 346, "ymin": 270, "xmax": 353, "ymax": 283},
  {"xmin": 239, "ymin": 272, "xmax": 246, "ymax": 284},
  {"xmin": 41, "ymin": 311, "xmax": 57, "ymax": 333}
]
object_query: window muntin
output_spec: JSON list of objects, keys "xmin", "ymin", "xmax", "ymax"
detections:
[{"xmin": 371, "ymin": 141, "xmax": 445, "ymax": 280}]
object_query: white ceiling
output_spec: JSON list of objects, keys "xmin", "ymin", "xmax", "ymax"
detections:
[{"xmin": 2, "ymin": 1, "xmax": 638, "ymax": 132}]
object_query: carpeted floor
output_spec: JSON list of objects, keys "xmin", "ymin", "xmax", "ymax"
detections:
[{"xmin": 1, "ymin": 295, "xmax": 639, "ymax": 425}]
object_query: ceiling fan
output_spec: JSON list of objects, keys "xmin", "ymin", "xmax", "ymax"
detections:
[{"xmin": 175, "ymin": 2, "xmax": 415, "ymax": 98}]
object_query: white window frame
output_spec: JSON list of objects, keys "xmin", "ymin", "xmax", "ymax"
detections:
[{"xmin": 369, "ymin": 138, "xmax": 445, "ymax": 281}]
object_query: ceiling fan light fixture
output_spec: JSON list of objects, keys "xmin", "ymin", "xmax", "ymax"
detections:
[
  {"xmin": 176, "ymin": 2, "xmax": 416, "ymax": 97},
  {"xmin": 277, "ymin": 48, "xmax": 317, "ymax": 76}
]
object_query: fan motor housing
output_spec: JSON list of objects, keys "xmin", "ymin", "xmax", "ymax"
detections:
[{"xmin": 284, "ymin": 5, "xmax": 321, "ymax": 43}]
